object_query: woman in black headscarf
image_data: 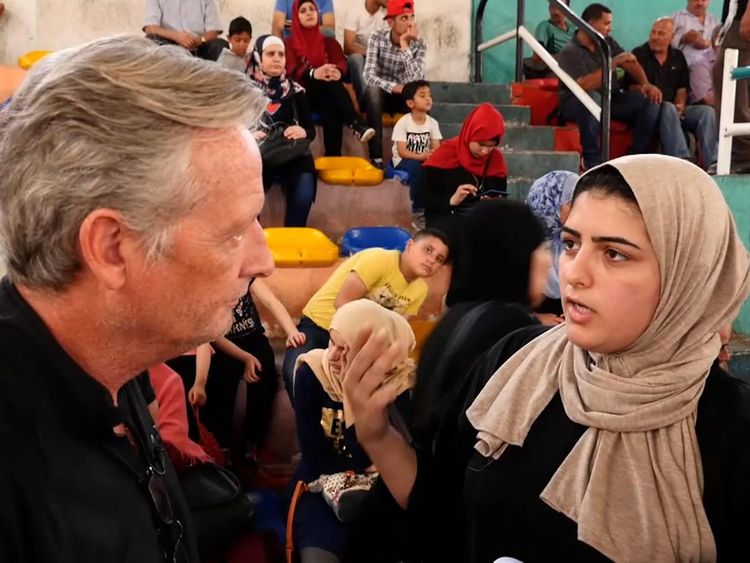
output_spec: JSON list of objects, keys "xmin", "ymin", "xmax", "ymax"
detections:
[
  {"xmin": 397, "ymin": 199, "xmax": 548, "ymax": 562},
  {"xmin": 411, "ymin": 199, "xmax": 549, "ymax": 449}
]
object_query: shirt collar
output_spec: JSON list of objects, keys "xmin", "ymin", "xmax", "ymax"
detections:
[{"xmin": 0, "ymin": 277, "xmax": 125, "ymax": 437}]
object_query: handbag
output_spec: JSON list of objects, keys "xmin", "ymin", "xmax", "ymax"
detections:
[
  {"xmin": 307, "ymin": 470, "xmax": 378, "ymax": 523},
  {"xmin": 180, "ymin": 462, "xmax": 257, "ymax": 556},
  {"xmin": 259, "ymin": 95, "xmax": 311, "ymax": 168}
]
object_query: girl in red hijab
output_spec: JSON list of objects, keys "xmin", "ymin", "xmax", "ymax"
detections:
[
  {"xmin": 285, "ymin": 0, "xmax": 374, "ymax": 156},
  {"xmin": 423, "ymin": 103, "xmax": 508, "ymax": 239}
]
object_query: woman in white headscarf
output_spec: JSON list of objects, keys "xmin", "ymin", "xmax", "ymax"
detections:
[{"xmin": 343, "ymin": 155, "xmax": 750, "ymax": 562}]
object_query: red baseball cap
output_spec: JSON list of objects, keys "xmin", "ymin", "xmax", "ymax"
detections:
[{"xmin": 384, "ymin": 0, "xmax": 416, "ymax": 19}]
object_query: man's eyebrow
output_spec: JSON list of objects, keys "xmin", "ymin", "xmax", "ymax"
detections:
[{"xmin": 561, "ymin": 226, "xmax": 641, "ymax": 249}]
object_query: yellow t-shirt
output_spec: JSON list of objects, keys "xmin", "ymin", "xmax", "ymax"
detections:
[{"xmin": 302, "ymin": 248, "xmax": 428, "ymax": 330}]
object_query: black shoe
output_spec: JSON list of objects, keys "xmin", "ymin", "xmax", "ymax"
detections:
[
  {"xmin": 352, "ymin": 122, "xmax": 376, "ymax": 144},
  {"xmin": 371, "ymin": 158, "xmax": 384, "ymax": 169}
]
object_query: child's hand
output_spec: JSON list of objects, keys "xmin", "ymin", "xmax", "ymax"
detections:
[
  {"xmin": 188, "ymin": 385, "xmax": 207, "ymax": 407},
  {"xmin": 243, "ymin": 354, "xmax": 262, "ymax": 383},
  {"xmin": 284, "ymin": 125, "xmax": 307, "ymax": 140},
  {"xmin": 286, "ymin": 331, "xmax": 307, "ymax": 348}
]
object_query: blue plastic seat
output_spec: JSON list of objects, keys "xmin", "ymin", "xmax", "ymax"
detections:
[
  {"xmin": 340, "ymin": 226, "xmax": 412, "ymax": 256},
  {"xmin": 384, "ymin": 160, "xmax": 411, "ymax": 184}
]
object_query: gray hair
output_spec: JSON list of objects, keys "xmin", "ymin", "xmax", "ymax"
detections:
[{"xmin": 0, "ymin": 35, "xmax": 267, "ymax": 290}]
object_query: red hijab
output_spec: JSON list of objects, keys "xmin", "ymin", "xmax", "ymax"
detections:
[
  {"xmin": 290, "ymin": 0, "xmax": 327, "ymax": 67},
  {"xmin": 425, "ymin": 103, "xmax": 507, "ymax": 177}
]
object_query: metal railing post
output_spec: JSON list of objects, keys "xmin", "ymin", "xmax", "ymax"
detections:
[
  {"xmin": 515, "ymin": 0, "xmax": 525, "ymax": 82},
  {"xmin": 473, "ymin": 0, "xmax": 490, "ymax": 82}
]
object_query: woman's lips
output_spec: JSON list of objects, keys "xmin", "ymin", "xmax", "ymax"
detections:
[{"xmin": 565, "ymin": 298, "xmax": 594, "ymax": 324}]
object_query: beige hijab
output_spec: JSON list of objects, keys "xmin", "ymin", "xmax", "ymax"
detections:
[
  {"xmin": 295, "ymin": 299, "xmax": 416, "ymax": 404},
  {"xmin": 466, "ymin": 155, "xmax": 750, "ymax": 562}
]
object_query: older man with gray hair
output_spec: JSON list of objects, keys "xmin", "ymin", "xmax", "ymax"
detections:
[{"xmin": 0, "ymin": 36, "xmax": 273, "ymax": 562}]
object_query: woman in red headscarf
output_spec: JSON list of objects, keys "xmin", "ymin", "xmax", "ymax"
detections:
[
  {"xmin": 285, "ymin": 0, "xmax": 374, "ymax": 156},
  {"xmin": 422, "ymin": 103, "xmax": 508, "ymax": 239}
]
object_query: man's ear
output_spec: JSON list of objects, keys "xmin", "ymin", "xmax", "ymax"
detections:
[
  {"xmin": 404, "ymin": 239, "xmax": 414, "ymax": 254},
  {"xmin": 77, "ymin": 209, "xmax": 133, "ymax": 290}
]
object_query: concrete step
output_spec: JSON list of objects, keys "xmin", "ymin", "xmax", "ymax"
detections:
[
  {"xmin": 430, "ymin": 81, "xmax": 511, "ymax": 105},
  {"xmin": 505, "ymin": 150, "xmax": 580, "ymax": 180},
  {"xmin": 440, "ymin": 123, "xmax": 555, "ymax": 151},
  {"xmin": 729, "ymin": 336, "xmax": 750, "ymax": 383},
  {"xmin": 430, "ymin": 102, "xmax": 530, "ymax": 126}
]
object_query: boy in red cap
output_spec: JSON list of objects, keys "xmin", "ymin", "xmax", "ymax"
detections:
[{"xmin": 362, "ymin": 0, "xmax": 427, "ymax": 168}]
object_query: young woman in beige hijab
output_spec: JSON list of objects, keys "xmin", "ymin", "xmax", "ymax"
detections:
[
  {"xmin": 342, "ymin": 155, "xmax": 750, "ymax": 562},
  {"xmin": 290, "ymin": 299, "xmax": 415, "ymax": 563}
]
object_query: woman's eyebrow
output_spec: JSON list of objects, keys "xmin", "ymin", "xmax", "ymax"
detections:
[{"xmin": 561, "ymin": 226, "xmax": 641, "ymax": 250}]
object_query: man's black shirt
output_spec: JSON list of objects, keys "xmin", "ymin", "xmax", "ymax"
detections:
[{"xmin": 0, "ymin": 278, "xmax": 198, "ymax": 562}]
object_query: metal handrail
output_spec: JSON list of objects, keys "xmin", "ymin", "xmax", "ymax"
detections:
[
  {"xmin": 717, "ymin": 49, "xmax": 750, "ymax": 174},
  {"xmin": 473, "ymin": 0, "xmax": 612, "ymax": 163}
]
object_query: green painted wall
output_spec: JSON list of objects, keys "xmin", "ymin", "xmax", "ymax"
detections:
[
  {"xmin": 474, "ymin": 0, "xmax": 723, "ymax": 83},
  {"xmin": 716, "ymin": 175, "xmax": 750, "ymax": 336}
]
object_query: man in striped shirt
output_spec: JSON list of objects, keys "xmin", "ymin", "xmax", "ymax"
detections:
[{"xmin": 363, "ymin": 0, "xmax": 427, "ymax": 167}]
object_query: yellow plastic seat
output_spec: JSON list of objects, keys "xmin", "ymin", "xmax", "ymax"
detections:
[
  {"xmin": 315, "ymin": 156, "xmax": 384, "ymax": 186},
  {"xmin": 18, "ymin": 50, "xmax": 52, "ymax": 70},
  {"xmin": 409, "ymin": 319, "xmax": 437, "ymax": 361},
  {"xmin": 263, "ymin": 227, "xmax": 339, "ymax": 267}
]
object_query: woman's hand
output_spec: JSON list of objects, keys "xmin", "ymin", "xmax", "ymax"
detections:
[
  {"xmin": 188, "ymin": 384, "xmax": 207, "ymax": 407},
  {"xmin": 342, "ymin": 326, "xmax": 404, "ymax": 447},
  {"xmin": 286, "ymin": 331, "xmax": 307, "ymax": 348},
  {"xmin": 449, "ymin": 184, "xmax": 478, "ymax": 206},
  {"xmin": 313, "ymin": 64, "xmax": 339, "ymax": 81},
  {"xmin": 284, "ymin": 125, "xmax": 307, "ymax": 140},
  {"xmin": 254, "ymin": 130, "xmax": 268, "ymax": 142},
  {"xmin": 243, "ymin": 354, "xmax": 263, "ymax": 383}
]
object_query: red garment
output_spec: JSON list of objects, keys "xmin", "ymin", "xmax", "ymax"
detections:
[
  {"xmin": 286, "ymin": 0, "xmax": 347, "ymax": 83},
  {"xmin": 148, "ymin": 363, "xmax": 212, "ymax": 472},
  {"xmin": 425, "ymin": 102, "xmax": 507, "ymax": 177}
]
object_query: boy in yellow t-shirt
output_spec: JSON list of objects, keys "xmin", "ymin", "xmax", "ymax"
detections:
[{"xmin": 282, "ymin": 228, "xmax": 450, "ymax": 396}]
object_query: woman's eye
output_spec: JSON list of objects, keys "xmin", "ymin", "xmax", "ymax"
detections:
[
  {"xmin": 562, "ymin": 238, "xmax": 578, "ymax": 251},
  {"xmin": 605, "ymin": 248, "xmax": 628, "ymax": 261}
]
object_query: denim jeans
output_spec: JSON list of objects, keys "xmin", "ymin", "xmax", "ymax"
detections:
[
  {"xmin": 395, "ymin": 158, "xmax": 425, "ymax": 211},
  {"xmin": 272, "ymin": 170, "xmax": 316, "ymax": 227},
  {"xmin": 281, "ymin": 316, "xmax": 331, "ymax": 399},
  {"xmin": 682, "ymin": 104, "xmax": 718, "ymax": 168},
  {"xmin": 657, "ymin": 101, "xmax": 691, "ymax": 160},
  {"xmin": 560, "ymin": 89, "xmax": 660, "ymax": 169},
  {"xmin": 347, "ymin": 54, "xmax": 366, "ymax": 103}
]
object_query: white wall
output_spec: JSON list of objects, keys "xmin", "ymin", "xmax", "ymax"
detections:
[{"xmin": 0, "ymin": 0, "xmax": 471, "ymax": 81}]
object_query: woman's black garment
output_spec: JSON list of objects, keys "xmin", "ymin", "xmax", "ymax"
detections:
[
  {"xmin": 303, "ymin": 79, "xmax": 358, "ymax": 157},
  {"xmin": 422, "ymin": 165, "xmax": 508, "ymax": 242},
  {"xmin": 261, "ymin": 90, "xmax": 317, "ymax": 188},
  {"xmin": 351, "ymin": 325, "xmax": 750, "ymax": 562}
]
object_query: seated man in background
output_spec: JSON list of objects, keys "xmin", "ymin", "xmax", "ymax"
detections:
[
  {"xmin": 363, "ymin": 0, "xmax": 426, "ymax": 168},
  {"xmin": 143, "ymin": 0, "xmax": 227, "ymax": 61},
  {"xmin": 525, "ymin": 0, "xmax": 576, "ymax": 78},
  {"xmin": 344, "ymin": 0, "xmax": 390, "ymax": 105},
  {"xmin": 272, "ymin": 0, "xmax": 334, "ymax": 37},
  {"xmin": 557, "ymin": 3, "xmax": 661, "ymax": 170},
  {"xmin": 281, "ymin": 228, "xmax": 450, "ymax": 398},
  {"xmin": 630, "ymin": 18, "xmax": 718, "ymax": 172},
  {"xmin": 672, "ymin": 0, "xmax": 720, "ymax": 105}
]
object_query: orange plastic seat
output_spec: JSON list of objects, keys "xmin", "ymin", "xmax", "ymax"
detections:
[
  {"xmin": 18, "ymin": 50, "xmax": 52, "ymax": 70},
  {"xmin": 263, "ymin": 227, "xmax": 339, "ymax": 267},
  {"xmin": 314, "ymin": 156, "xmax": 384, "ymax": 186},
  {"xmin": 409, "ymin": 319, "xmax": 437, "ymax": 361}
]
